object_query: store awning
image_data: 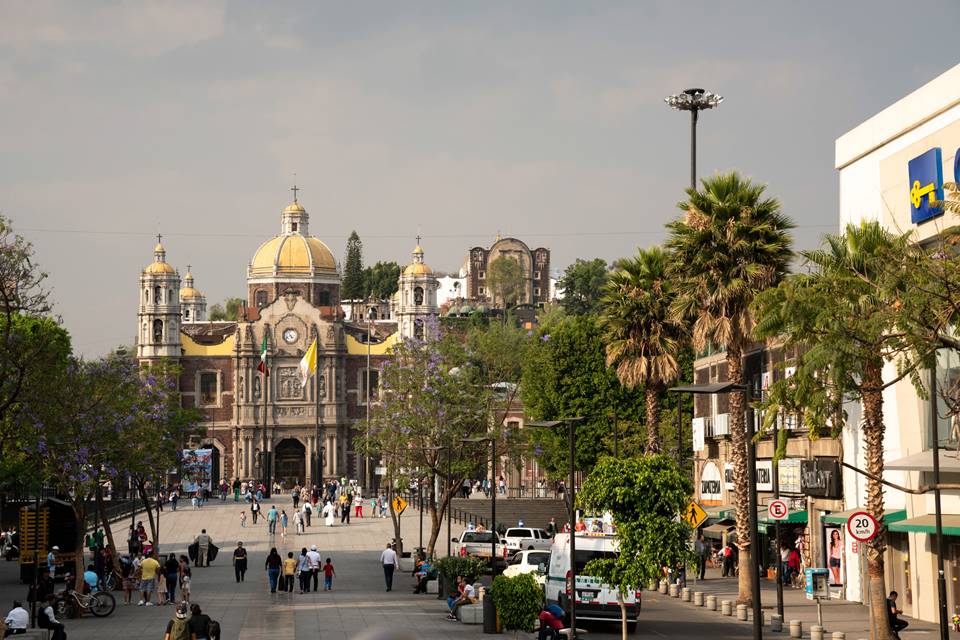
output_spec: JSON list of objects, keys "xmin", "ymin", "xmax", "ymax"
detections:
[
  {"xmin": 885, "ymin": 450, "xmax": 960, "ymax": 472},
  {"xmin": 702, "ymin": 518, "xmax": 736, "ymax": 540},
  {"xmin": 822, "ymin": 509, "xmax": 907, "ymax": 526},
  {"xmin": 705, "ymin": 504, "xmax": 733, "ymax": 520},
  {"xmin": 759, "ymin": 509, "xmax": 808, "ymax": 525},
  {"xmin": 888, "ymin": 514, "xmax": 960, "ymax": 536}
]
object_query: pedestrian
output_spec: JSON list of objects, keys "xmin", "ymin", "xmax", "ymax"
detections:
[
  {"xmin": 188, "ymin": 603, "xmax": 213, "ymax": 640},
  {"xmin": 267, "ymin": 505, "xmax": 279, "ymax": 535},
  {"xmin": 240, "ymin": 511, "xmax": 246, "ymax": 528},
  {"xmin": 138, "ymin": 552, "xmax": 160, "ymax": 606},
  {"xmin": 265, "ymin": 548, "xmax": 282, "ymax": 593},
  {"xmin": 354, "ymin": 494, "xmax": 363, "ymax": 519},
  {"xmin": 282, "ymin": 552, "xmax": 297, "ymax": 593},
  {"xmin": 293, "ymin": 510, "xmax": 304, "ymax": 535},
  {"xmin": 37, "ymin": 594, "xmax": 66, "ymax": 640},
  {"xmin": 887, "ymin": 591, "xmax": 909, "ymax": 638},
  {"xmin": 178, "ymin": 555, "xmax": 191, "ymax": 603},
  {"xmin": 4, "ymin": 599, "xmax": 28, "ymax": 636},
  {"xmin": 251, "ymin": 500, "xmax": 261, "ymax": 524},
  {"xmin": 164, "ymin": 553, "xmax": 179, "ymax": 605},
  {"xmin": 46, "ymin": 546, "xmax": 58, "ymax": 577},
  {"xmin": 292, "ymin": 489, "xmax": 300, "ymax": 511},
  {"xmin": 380, "ymin": 543, "xmax": 398, "ymax": 592},
  {"xmin": 191, "ymin": 493, "xmax": 199, "ymax": 510},
  {"xmin": 302, "ymin": 500, "xmax": 312, "ymax": 527},
  {"xmin": 296, "ymin": 548, "xmax": 310, "ymax": 594},
  {"xmin": 694, "ymin": 533, "xmax": 707, "ymax": 581},
  {"xmin": 379, "ymin": 494, "xmax": 387, "ymax": 518},
  {"xmin": 323, "ymin": 557, "xmax": 335, "ymax": 591},
  {"xmin": 322, "ymin": 500, "xmax": 335, "ymax": 527},
  {"xmin": 233, "ymin": 478, "xmax": 241, "ymax": 502},
  {"xmin": 232, "ymin": 542, "xmax": 247, "ymax": 583},
  {"xmin": 194, "ymin": 529, "xmax": 213, "ymax": 567},
  {"xmin": 280, "ymin": 510, "xmax": 288, "ymax": 539},
  {"xmin": 220, "ymin": 480, "xmax": 228, "ymax": 501},
  {"xmin": 162, "ymin": 602, "xmax": 191, "ymax": 640},
  {"xmin": 120, "ymin": 555, "xmax": 137, "ymax": 605},
  {"xmin": 339, "ymin": 493, "xmax": 351, "ymax": 524},
  {"xmin": 171, "ymin": 491, "xmax": 179, "ymax": 511},
  {"xmin": 307, "ymin": 545, "xmax": 321, "ymax": 592}
]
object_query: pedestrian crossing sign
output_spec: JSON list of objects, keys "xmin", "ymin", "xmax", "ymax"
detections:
[
  {"xmin": 392, "ymin": 496, "xmax": 408, "ymax": 515},
  {"xmin": 683, "ymin": 501, "xmax": 708, "ymax": 529}
]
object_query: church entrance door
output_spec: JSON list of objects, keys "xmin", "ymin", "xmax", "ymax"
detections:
[{"xmin": 274, "ymin": 439, "xmax": 306, "ymax": 489}]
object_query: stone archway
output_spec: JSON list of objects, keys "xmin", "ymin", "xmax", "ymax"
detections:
[{"xmin": 274, "ymin": 438, "xmax": 306, "ymax": 489}]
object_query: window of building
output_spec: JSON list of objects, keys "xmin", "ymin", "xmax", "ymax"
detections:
[
  {"xmin": 534, "ymin": 287, "xmax": 541, "ymax": 296},
  {"xmin": 154, "ymin": 286, "xmax": 162, "ymax": 304},
  {"xmin": 255, "ymin": 290, "xmax": 268, "ymax": 308},
  {"xmin": 479, "ymin": 271, "xmax": 486, "ymax": 280},
  {"xmin": 185, "ymin": 308, "xmax": 190, "ymax": 320},
  {"xmin": 414, "ymin": 319, "xmax": 424, "ymax": 340},
  {"xmin": 144, "ymin": 289, "xmax": 149, "ymax": 304},
  {"xmin": 199, "ymin": 372, "xmax": 218, "ymax": 406},
  {"xmin": 534, "ymin": 271, "xmax": 540, "ymax": 279},
  {"xmin": 152, "ymin": 319, "xmax": 163, "ymax": 342},
  {"xmin": 291, "ymin": 222, "xmax": 298, "ymax": 232},
  {"xmin": 319, "ymin": 291, "xmax": 331, "ymax": 306},
  {"xmin": 478, "ymin": 287, "xmax": 485, "ymax": 295},
  {"xmin": 361, "ymin": 369, "xmax": 380, "ymax": 403},
  {"xmin": 168, "ymin": 289, "xmax": 173, "ymax": 303},
  {"xmin": 414, "ymin": 286, "xmax": 424, "ymax": 306}
]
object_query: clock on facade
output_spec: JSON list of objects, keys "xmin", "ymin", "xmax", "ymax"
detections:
[{"xmin": 283, "ymin": 328, "xmax": 298, "ymax": 344}]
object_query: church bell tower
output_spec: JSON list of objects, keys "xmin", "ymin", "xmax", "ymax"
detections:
[
  {"xmin": 396, "ymin": 240, "xmax": 439, "ymax": 341},
  {"xmin": 137, "ymin": 238, "xmax": 182, "ymax": 359}
]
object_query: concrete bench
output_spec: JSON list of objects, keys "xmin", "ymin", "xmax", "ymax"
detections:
[
  {"xmin": 425, "ymin": 578, "xmax": 439, "ymax": 594},
  {"xmin": 21, "ymin": 631, "xmax": 51, "ymax": 640},
  {"xmin": 558, "ymin": 628, "xmax": 588, "ymax": 639},
  {"xmin": 457, "ymin": 603, "xmax": 483, "ymax": 624}
]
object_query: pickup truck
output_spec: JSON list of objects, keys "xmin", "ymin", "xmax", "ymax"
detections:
[
  {"xmin": 503, "ymin": 527, "xmax": 553, "ymax": 552},
  {"xmin": 451, "ymin": 530, "xmax": 507, "ymax": 562}
]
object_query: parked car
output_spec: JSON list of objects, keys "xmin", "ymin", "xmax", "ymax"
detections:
[
  {"xmin": 544, "ymin": 532, "xmax": 641, "ymax": 632},
  {"xmin": 502, "ymin": 549, "xmax": 550, "ymax": 585},
  {"xmin": 451, "ymin": 530, "xmax": 507, "ymax": 562},
  {"xmin": 503, "ymin": 527, "xmax": 552, "ymax": 552}
]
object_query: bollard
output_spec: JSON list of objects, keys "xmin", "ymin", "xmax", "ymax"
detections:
[
  {"xmin": 721, "ymin": 600, "xmax": 732, "ymax": 616},
  {"xmin": 681, "ymin": 587, "xmax": 691, "ymax": 601},
  {"xmin": 789, "ymin": 619, "xmax": 803, "ymax": 639},
  {"xmin": 736, "ymin": 604, "xmax": 748, "ymax": 621},
  {"xmin": 659, "ymin": 580, "xmax": 668, "ymax": 594},
  {"xmin": 648, "ymin": 579, "xmax": 658, "ymax": 591},
  {"xmin": 770, "ymin": 614, "xmax": 782, "ymax": 632},
  {"xmin": 668, "ymin": 583, "xmax": 679, "ymax": 598},
  {"xmin": 810, "ymin": 625, "xmax": 824, "ymax": 640},
  {"xmin": 831, "ymin": 633, "xmax": 845, "ymax": 640},
  {"xmin": 706, "ymin": 595, "xmax": 717, "ymax": 611},
  {"xmin": 694, "ymin": 591, "xmax": 704, "ymax": 606}
]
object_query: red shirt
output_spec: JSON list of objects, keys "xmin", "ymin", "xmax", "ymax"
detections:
[{"xmin": 323, "ymin": 563, "xmax": 335, "ymax": 577}]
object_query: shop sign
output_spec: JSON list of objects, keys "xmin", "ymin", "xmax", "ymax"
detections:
[
  {"xmin": 700, "ymin": 462, "xmax": 723, "ymax": 502},
  {"xmin": 692, "ymin": 417, "xmax": 705, "ymax": 452},
  {"xmin": 908, "ymin": 147, "xmax": 945, "ymax": 223},
  {"xmin": 778, "ymin": 458, "xmax": 802, "ymax": 494},
  {"xmin": 724, "ymin": 463, "xmax": 734, "ymax": 485},
  {"xmin": 756, "ymin": 460, "xmax": 773, "ymax": 492},
  {"xmin": 800, "ymin": 459, "xmax": 841, "ymax": 498}
]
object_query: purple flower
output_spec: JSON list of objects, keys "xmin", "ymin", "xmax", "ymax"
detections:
[{"xmin": 541, "ymin": 334, "xmax": 551, "ymax": 342}]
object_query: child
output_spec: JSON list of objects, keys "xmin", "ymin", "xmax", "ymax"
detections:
[
  {"xmin": 240, "ymin": 511, "xmax": 247, "ymax": 528},
  {"xmin": 180, "ymin": 563, "xmax": 192, "ymax": 603},
  {"xmin": 323, "ymin": 557, "xmax": 335, "ymax": 591}
]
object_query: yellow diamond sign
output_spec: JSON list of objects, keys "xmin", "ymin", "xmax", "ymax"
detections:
[
  {"xmin": 683, "ymin": 501, "xmax": 708, "ymax": 529},
  {"xmin": 392, "ymin": 496, "xmax": 408, "ymax": 515}
]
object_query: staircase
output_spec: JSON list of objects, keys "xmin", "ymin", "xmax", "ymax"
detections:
[{"xmin": 449, "ymin": 497, "xmax": 567, "ymax": 532}]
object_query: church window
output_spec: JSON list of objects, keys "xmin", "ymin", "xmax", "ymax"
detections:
[
  {"xmin": 255, "ymin": 290, "xmax": 268, "ymax": 308},
  {"xmin": 360, "ymin": 369, "xmax": 380, "ymax": 404},
  {"xmin": 185, "ymin": 309, "xmax": 190, "ymax": 320},
  {"xmin": 144, "ymin": 289, "xmax": 149, "ymax": 304},
  {"xmin": 478, "ymin": 286, "xmax": 485, "ymax": 295},
  {"xmin": 534, "ymin": 287, "xmax": 541, "ymax": 296},
  {"xmin": 169, "ymin": 289, "xmax": 173, "ymax": 303},
  {"xmin": 319, "ymin": 291, "xmax": 331, "ymax": 306},
  {"xmin": 154, "ymin": 286, "xmax": 162, "ymax": 303},
  {"xmin": 414, "ymin": 319, "xmax": 424, "ymax": 340},
  {"xmin": 534, "ymin": 271, "xmax": 541, "ymax": 279},
  {"xmin": 291, "ymin": 222, "xmax": 298, "ymax": 232},
  {"xmin": 199, "ymin": 372, "xmax": 218, "ymax": 406},
  {"xmin": 414, "ymin": 286, "xmax": 424, "ymax": 306},
  {"xmin": 153, "ymin": 319, "xmax": 163, "ymax": 342},
  {"xmin": 478, "ymin": 271, "xmax": 486, "ymax": 280}
]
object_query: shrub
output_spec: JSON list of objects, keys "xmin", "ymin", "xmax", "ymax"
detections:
[
  {"xmin": 491, "ymin": 573, "xmax": 543, "ymax": 632},
  {"xmin": 434, "ymin": 555, "xmax": 487, "ymax": 583}
]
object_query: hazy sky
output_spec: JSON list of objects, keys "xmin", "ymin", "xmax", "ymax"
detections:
[{"xmin": 3, "ymin": 1, "xmax": 960, "ymax": 356}]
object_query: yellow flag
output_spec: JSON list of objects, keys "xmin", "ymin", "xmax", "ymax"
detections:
[{"xmin": 299, "ymin": 338, "xmax": 317, "ymax": 385}]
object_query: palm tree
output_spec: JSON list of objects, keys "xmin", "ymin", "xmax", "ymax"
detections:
[
  {"xmin": 666, "ymin": 172, "xmax": 794, "ymax": 605},
  {"xmin": 600, "ymin": 247, "xmax": 686, "ymax": 454}
]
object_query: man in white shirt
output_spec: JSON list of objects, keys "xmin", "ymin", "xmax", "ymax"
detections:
[
  {"xmin": 38, "ymin": 594, "xmax": 65, "ymax": 640},
  {"xmin": 3, "ymin": 600, "xmax": 28, "ymax": 636},
  {"xmin": 446, "ymin": 579, "xmax": 477, "ymax": 620},
  {"xmin": 306, "ymin": 545, "xmax": 322, "ymax": 592},
  {"xmin": 379, "ymin": 543, "xmax": 398, "ymax": 592}
]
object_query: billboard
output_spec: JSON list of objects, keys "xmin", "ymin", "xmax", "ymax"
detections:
[{"xmin": 180, "ymin": 449, "xmax": 213, "ymax": 493}]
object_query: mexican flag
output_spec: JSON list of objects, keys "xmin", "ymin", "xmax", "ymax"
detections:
[{"xmin": 257, "ymin": 335, "xmax": 268, "ymax": 375}]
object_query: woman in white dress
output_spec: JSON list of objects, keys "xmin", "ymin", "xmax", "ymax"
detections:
[{"xmin": 322, "ymin": 500, "xmax": 335, "ymax": 527}]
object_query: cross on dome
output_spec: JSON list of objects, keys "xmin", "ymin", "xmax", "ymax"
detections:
[{"xmin": 290, "ymin": 184, "xmax": 300, "ymax": 203}]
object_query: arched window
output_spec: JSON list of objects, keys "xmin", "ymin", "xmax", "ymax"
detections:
[
  {"xmin": 154, "ymin": 286, "xmax": 162, "ymax": 303},
  {"xmin": 144, "ymin": 289, "xmax": 149, "ymax": 304},
  {"xmin": 414, "ymin": 319, "xmax": 424, "ymax": 340},
  {"xmin": 184, "ymin": 308, "xmax": 190, "ymax": 320},
  {"xmin": 414, "ymin": 286, "xmax": 424, "ymax": 306},
  {"xmin": 255, "ymin": 290, "xmax": 268, "ymax": 308},
  {"xmin": 168, "ymin": 289, "xmax": 173, "ymax": 303},
  {"xmin": 153, "ymin": 319, "xmax": 163, "ymax": 342},
  {"xmin": 142, "ymin": 323, "xmax": 147, "ymax": 342}
]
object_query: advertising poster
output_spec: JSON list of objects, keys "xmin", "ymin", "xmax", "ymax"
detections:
[
  {"xmin": 181, "ymin": 449, "xmax": 213, "ymax": 493},
  {"xmin": 824, "ymin": 524, "xmax": 845, "ymax": 589}
]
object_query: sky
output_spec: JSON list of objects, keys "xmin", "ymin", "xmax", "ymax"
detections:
[{"xmin": 2, "ymin": 1, "xmax": 960, "ymax": 356}]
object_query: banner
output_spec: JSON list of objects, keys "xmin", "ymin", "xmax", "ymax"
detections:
[
  {"xmin": 700, "ymin": 462, "xmax": 723, "ymax": 503},
  {"xmin": 181, "ymin": 449, "xmax": 213, "ymax": 493}
]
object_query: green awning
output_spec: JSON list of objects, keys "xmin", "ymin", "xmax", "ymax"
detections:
[
  {"xmin": 888, "ymin": 514, "xmax": 960, "ymax": 536},
  {"xmin": 759, "ymin": 509, "xmax": 808, "ymax": 525},
  {"xmin": 823, "ymin": 509, "xmax": 907, "ymax": 526},
  {"xmin": 705, "ymin": 504, "xmax": 733, "ymax": 520}
]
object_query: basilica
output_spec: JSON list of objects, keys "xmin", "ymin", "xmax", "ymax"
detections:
[{"xmin": 136, "ymin": 195, "xmax": 439, "ymax": 488}]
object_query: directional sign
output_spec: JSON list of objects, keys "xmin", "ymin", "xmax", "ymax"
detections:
[
  {"xmin": 767, "ymin": 499, "xmax": 789, "ymax": 521},
  {"xmin": 846, "ymin": 511, "xmax": 878, "ymax": 542},
  {"xmin": 683, "ymin": 501, "xmax": 708, "ymax": 529},
  {"xmin": 392, "ymin": 496, "xmax": 408, "ymax": 515}
]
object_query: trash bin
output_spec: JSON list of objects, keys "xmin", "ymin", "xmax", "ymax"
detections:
[{"xmin": 482, "ymin": 592, "xmax": 497, "ymax": 634}]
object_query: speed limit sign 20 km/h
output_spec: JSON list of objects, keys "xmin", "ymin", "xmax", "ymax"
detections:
[{"xmin": 846, "ymin": 511, "xmax": 878, "ymax": 542}]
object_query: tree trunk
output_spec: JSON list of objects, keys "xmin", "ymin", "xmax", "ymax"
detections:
[
  {"xmin": 135, "ymin": 479, "xmax": 159, "ymax": 554},
  {"xmin": 863, "ymin": 362, "xmax": 893, "ymax": 640},
  {"xmin": 94, "ymin": 484, "xmax": 121, "ymax": 573},
  {"xmin": 71, "ymin": 500, "xmax": 87, "ymax": 591},
  {"xmin": 645, "ymin": 386, "xmax": 661, "ymax": 454},
  {"xmin": 618, "ymin": 591, "xmax": 627, "ymax": 640},
  {"xmin": 726, "ymin": 341, "xmax": 753, "ymax": 606}
]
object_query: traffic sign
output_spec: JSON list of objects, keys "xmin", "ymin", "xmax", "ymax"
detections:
[
  {"xmin": 846, "ymin": 511, "xmax": 878, "ymax": 542},
  {"xmin": 392, "ymin": 496, "xmax": 408, "ymax": 515},
  {"xmin": 767, "ymin": 499, "xmax": 789, "ymax": 521},
  {"xmin": 683, "ymin": 501, "xmax": 708, "ymax": 529}
]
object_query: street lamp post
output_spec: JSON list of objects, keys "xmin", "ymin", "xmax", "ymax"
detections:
[
  {"xmin": 528, "ymin": 418, "xmax": 584, "ymax": 637},
  {"xmin": 930, "ymin": 368, "xmax": 949, "ymax": 640},
  {"xmin": 664, "ymin": 88, "xmax": 723, "ymax": 190}
]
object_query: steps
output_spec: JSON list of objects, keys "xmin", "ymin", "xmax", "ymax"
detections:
[{"xmin": 449, "ymin": 497, "xmax": 567, "ymax": 532}]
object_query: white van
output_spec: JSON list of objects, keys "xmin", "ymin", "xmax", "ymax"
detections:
[{"xmin": 544, "ymin": 533, "xmax": 641, "ymax": 632}]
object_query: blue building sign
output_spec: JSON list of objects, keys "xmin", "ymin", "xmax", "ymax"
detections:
[{"xmin": 908, "ymin": 147, "xmax": 944, "ymax": 224}]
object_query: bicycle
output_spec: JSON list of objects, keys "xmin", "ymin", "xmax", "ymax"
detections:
[{"xmin": 55, "ymin": 587, "xmax": 116, "ymax": 618}]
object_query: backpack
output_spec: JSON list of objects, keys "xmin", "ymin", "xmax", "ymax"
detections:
[
  {"xmin": 208, "ymin": 619, "xmax": 221, "ymax": 639},
  {"xmin": 168, "ymin": 617, "xmax": 191, "ymax": 640}
]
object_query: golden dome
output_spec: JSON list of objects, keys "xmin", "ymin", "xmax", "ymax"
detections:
[
  {"xmin": 283, "ymin": 202, "xmax": 306, "ymax": 214},
  {"xmin": 250, "ymin": 234, "xmax": 337, "ymax": 275},
  {"xmin": 180, "ymin": 286, "xmax": 202, "ymax": 300},
  {"xmin": 154, "ymin": 242, "xmax": 165, "ymax": 253},
  {"xmin": 403, "ymin": 262, "xmax": 433, "ymax": 276},
  {"xmin": 413, "ymin": 245, "xmax": 424, "ymax": 255},
  {"xmin": 145, "ymin": 261, "xmax": 176, "ymax": 274}
]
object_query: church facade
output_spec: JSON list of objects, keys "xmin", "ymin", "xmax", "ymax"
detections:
[{"xmin": 136, "ymin": 196, "xmax": 438, "ymax": 489}]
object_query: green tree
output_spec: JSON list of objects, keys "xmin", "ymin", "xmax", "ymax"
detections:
[
  {"xmin": 600, "ymin": 247, "xmax": 686, "ymax": 453},
  {"xmin": 753, "ymin": 221, "xmax": 927, "ymax": 640},
  {"xmin": 487, "ymin": 255, "xmax": 525, "ymax": 307},
  {"xmin": 362, "ymin": 261, "xmax": 401, "ymax": 299},
  {"xmin": 578, "ymin": 455, "xmax": 692, "ymax": 639},
  {"xmin": 558, "ymin": 258, "xmax": 608, "ymax": 315},
  {"xmin": 208, "ymin": 297, "xmax": 244, "ymax": 321},
  {"xmin": 342, "ymin": 231, "xmax": 364, "ymax": 300},
  {"xmin": 666, "ymin": 171, "xmax": 793, "ymax": 605}
]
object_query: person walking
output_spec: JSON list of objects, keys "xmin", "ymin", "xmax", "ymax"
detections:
[
  {"xmin": 178, "ymin": 555, "xmax": 192, "ymax": 603},
  {"xmin": 188, "ymin": 603, "xmax": 212, "ymax": 640},
  {"xmin": 296, "ymin": 548, "xmax": 310, "ymax": 594},
  {"xmin": 293, "ymin": 510, "xmax": 304, "ymax": 535},
  {"xmin": 322, "ymin": 500, "xmax": 335, "ymax": 527},
  {"xmin": 322, "ymin": 557, "xmax": 336, "ymax": 591},
  {"xmin": 265, "ymin": 548, "xmax": 282, "ymax": 593},
  {"xmin": 164, "ymin": 553, "xmax": 180, "ymax": 605},
  {"xmin": 380, "ymin": 543, "xmax": 398, "ymax": 592},
  {"xmin": 694, "ymin": 533, "xmax": 707, "ymax": 581},
  {"xmin": 267, "ymin": 505, "xmax": 279, "ymax": 535},
  {"xmin": 195, "ymin": 530, "xmax": 213, "ymax": 567},
  {"xmin": 282, "ymin": 552, "xmax": 297, "ymax": 593},
  {"xmin": 292, "ymin": 489, "xmax": 300, "ymax": 511},
  {"xmin": 354, "ymin": 494, "xmax": 363, "ymax": 519},
  {"xmin": 280, "ymin": 510, "xmax": 288, "ymax": 539},
  {"xmin": 232, "ymin": 542, "xmax": 247, "ymax": 583},
  {"xmin": 250, "ymin": 500, "xmax": 261, "ymax": 525},
  {"xmin": 232, "ymin": 478, "xmax": 241, "ymax": 502},
  {"xmin": 240, "ymin": 511, "xmax": 246, "ymax": 528},
  {"xmin": 307, "ymin": 545, "xmax": 321, "ymax": 592},
  {"xmin": 162, "ymin": 602, "xmax": 192, "ymax": 640},
  {"xmin": 138, "ymin": 551, "xmax": 160, "ymax": 606},
  {"xmin": 302, "ymin": 501, "xmax": 312, "ymax": 527}
]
